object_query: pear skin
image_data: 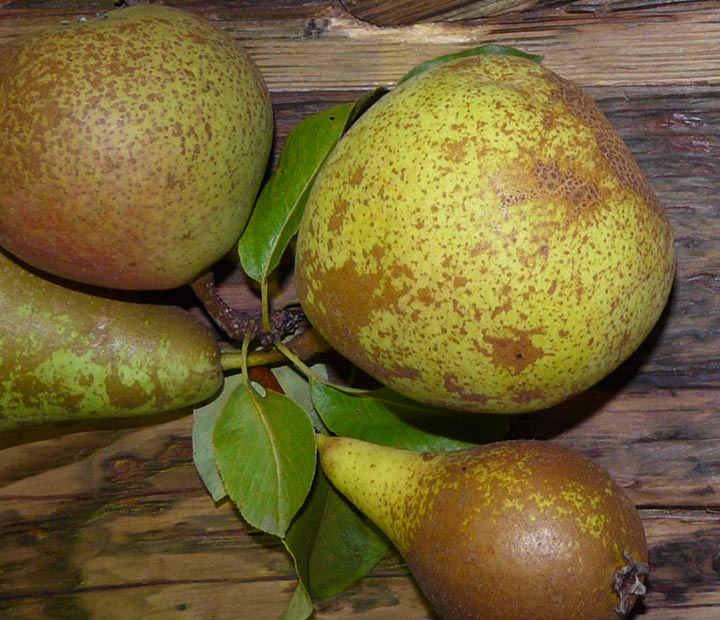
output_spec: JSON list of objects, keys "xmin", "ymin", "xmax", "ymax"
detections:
[
  {"xmin": 0, "ymin": 5, "xmax": 273, "ymax": 290},
  {"xmin": 316, "ymin": 434, "xmax": 648, "ymax": 620},
  {"xmin": 296, "ymin": 53, "xmax": 675, "ymax": 414},
  {"xmin": 0, "ymin": 250, "xmax": 223, "ymax": 431}
]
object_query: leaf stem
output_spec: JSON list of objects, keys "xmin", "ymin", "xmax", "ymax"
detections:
[
  {"xmin": 220, "ymin": 327, "xmax": 332, "ymax": 373},
  {"xmin": 261, "ymin": 278, "xmax": 271, "ymax": 335},
  {"xmin": 239, "ymin": 336, "xmax": 251, "ymax": 383},
  {"xmin": 269, "ymin": 334, "xmax": 370, "ymax": 396},
  {"xmin": 274, "ymin": 339, "xmax": 329, "ymax": 385}
]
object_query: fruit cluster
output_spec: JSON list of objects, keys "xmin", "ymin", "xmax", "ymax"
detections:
[
  {"xmin": 0, "ymin": 6, "xmax": 674, "ymax": 620},
  {"xmin": 0, "ymin": 5, "xmax": 271, "ymax": 428}
]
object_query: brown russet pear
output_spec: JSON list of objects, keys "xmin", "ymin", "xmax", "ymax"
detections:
[
  {"xmin": 0, "ymin": 250, "xmax": 223, "ymax": 431},
  {"xmin": 296, "ymin": 52, "xmax": 675, "ymax": 414},
  {"xmin": 0, "ymin": 5, "xmax": 273, "ymax": 290},
  {"xmin": 316, "ymin": 434, "xmax": 649, "ymax": 620}
]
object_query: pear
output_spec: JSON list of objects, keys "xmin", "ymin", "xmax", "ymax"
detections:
[
  {"xmin": 0, "ymin": 249, "xmax": 223, "ymax": 431},
  {"xmin": 0, "ymin": 5, "xmax": 273, "ymax": 290},
  {"xmin": 316, "ymin": 434, "xmax": 649, "ymax": 620},
  {"xmin": 295, "ymin": 53, "xmax": 675, "ymax": 414}
]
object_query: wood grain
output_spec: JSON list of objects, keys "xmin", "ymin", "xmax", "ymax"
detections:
[
  {"xmin": 1, "ymin": 1, "xmax": 719, "ymax": 619},
  {"xmin": 1, "ymin": 2, "xmax": 719, "ymax": 89},
  {"xmin": 339, "ymin": 0, "xmax": 543, "ymax": 25}
]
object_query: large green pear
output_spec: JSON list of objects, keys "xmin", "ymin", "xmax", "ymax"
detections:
[
  {"xmin": 317, "ymin": 434, "xmax": 648, "ymax": 620},
  {"xmin": 0, "ymin": 250, "xmax": 223, "ymax": 431},
  {"xmin": 0, "ymin": 5, "xmax": 273, "ymax": 290},
  {"xmin": 295, "ymin": 52, "xmax": 675, "ymax": 414}
]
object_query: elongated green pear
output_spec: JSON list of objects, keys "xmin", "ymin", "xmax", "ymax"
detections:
[
  {"xmin": 0, "ymin": 5, "xmax": 273, "ymax": 290},
  {"xmin": 0, "ymin": 250, "xmax": 223, "ymax": 431},
  {"xmin": 296, "ymin": 51, "xmax": 675, "ymax": 414},
  {"xmin": 316, "ymin": 434, "xmax": 648, "ymax": 620}
]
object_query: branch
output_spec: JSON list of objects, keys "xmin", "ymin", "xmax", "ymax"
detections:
[
  {"xmin": 191, "ymin": 271, "xmax": 314, "ymax": 349},
  {"xmin": 191, "ymin": 271, "xmax": 260, "ymax": 342},
  {"xmin": 220, "ymin": 327, "xmax": 332, "ymax": 373}
]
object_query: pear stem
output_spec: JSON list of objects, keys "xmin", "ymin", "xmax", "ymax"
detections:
[
  {"xmin": 190, "ymin": 271, "xmax": 306, "ymax": 348},
  {"xmin": 219, "ymin": 327, "xmax": 332, "ymax": 372}
]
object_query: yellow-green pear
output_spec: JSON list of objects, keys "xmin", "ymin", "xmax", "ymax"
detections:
[
  {"xmin": 0, "ymin": 250, "xmax": 223, "ymax": 431},
  {"xmin": 296, "ymin": 52, "xmax": 675, "ymax": 414},
  {"xmin": 316, "ymin": 434, "xmax": 648, "ymax": 620},
  {"xmin": 0, "ymin": 5, "xmax": 273, "ymax": 290}
]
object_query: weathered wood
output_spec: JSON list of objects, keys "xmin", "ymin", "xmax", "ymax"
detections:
[
  {"xmin": 1, "ymin": 388, "xmax": 717, "ymax": 507},
  {"xmin": 233, "ymin": 9, "xmax": 720, "ymax": 91},
  {"xmin": 0, "ymin": 1, "xmax": 719, "ymax": 619},
  {"xmin": 339, "ymin": 0, "xmax": 719, "ymax": 25},
  {"xmin": 339, "ymin": 0, "xmax": 543, "ymax": 25},
  {"xmin": 1, "ymin": 2, "xmax": 720, "ymax": 89},
  {"xmin": 2, "ymin": 415, "xmax": 720, "ymax": 619}
]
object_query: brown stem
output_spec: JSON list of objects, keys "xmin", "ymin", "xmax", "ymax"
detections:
[
  {"xmin": 191, "ymin": 271, "xmax": 311, "ymax": 349},
  {"xmin": 191, "ymin": 271, "xmax": 261, "ymax": 342}
]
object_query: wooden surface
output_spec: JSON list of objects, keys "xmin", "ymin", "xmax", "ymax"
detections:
[{"xmin": 1, "ymin": 1, "xmax": 719, "ymax": 619}]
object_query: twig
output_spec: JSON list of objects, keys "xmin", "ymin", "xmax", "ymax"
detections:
[
  {"xmin": 191, "ymin": 271, "xmax": 313, "ymax": 349},
  {"xmin": 220, "ymin": 327, "xmax": 332, "ymax": 372},
  {"xmin": 191, "ymin": 271, "xmax": 261, "ymax": 342}
]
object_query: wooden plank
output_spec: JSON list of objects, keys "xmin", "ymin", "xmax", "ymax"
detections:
[
  {"xmin": 1, "ymin": 387, "xmax": 716, "ymax": 509},
  {"xmin": 1, "ymin": 3, "xmax": 719, "ymax": 89},
  {"xmin": 2, "ymin": 452, "xmax": 720, "ymax": 620},
  {"xmin": 233, "ymin": 9, "xmax": 720, "ymax": 91},
  {"xmin": 339, "ymin": 0, "xmax": 543, "ymax": 25},
  {"xmin": 339, "ymin": 0, "xmax": 719, "ymax": 26},
  {"xmin": 511, "ymin": 389, "xmax": 720, "ymax": 506}
]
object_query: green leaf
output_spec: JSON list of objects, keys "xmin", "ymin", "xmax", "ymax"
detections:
[
  {"xmin": 238, "ymin": 103, "xmax": 349, "ymax": 282},
  {"xmin": 280, "ymin": 583, "xmax": 314, "ymax": 620},
  {"xmin": 272, "ymin": 363, "xmax": 329, "ymax": 432},
  {"xmin": 192, "ymin": 373, "xmax": 248, "ymax": 502},
  {"xmin": 399, "ymin": 44, "xmax": 544, "ymax": 84},
  {"xmin": 284, "ymin": 467, "xmax": 389, "ymax": 600},
  {"xmin": 344, "ymin": 87, "xmax": 385, "ymax": 127},
  {"xmin": 238, "ymin": 89, "xmax": 383, "ymax": 284},
  {"xmin": 237, "ymin": 94, "xmax": 374, "ymax": 284},
  {"xmin": 213, "ymin": 380, "xmax": 317, "ymax": 537},
  {"xmin": 311, "ymin": 383, "xmax": 509, "ymax": 451}
]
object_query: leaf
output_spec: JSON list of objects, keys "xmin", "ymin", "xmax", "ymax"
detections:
[
  {"xmin": 272, "ymin": 363, "xmax": 329, "ymax": 432},
  {"xmin": 284, "ymin": 467, "xmax": 389, "ymax": 600},
  {"xmin": 192, "ymin": 373, "xmax": 247, "ymax": 502},
  {"xmin": 238, "ymin": 90, "xmax": 383, "ymax": 284},
  {"xmin": 238, "ymin": 90, "xmax": 382, "ymax": 285},
  {"xmin": 213, "ymin": 380, "xmax": 317, "ymax": 537},
  {"xmin": 280, "ymin": 583, "xmax": 314, "ymax": 620},
  {"xmin": 399, "ymin": 44, "xmax": 544, "ymax": 84},
  {"xmin": 311, "ymin": 382, "xmax": 509, "ymax": 451},
  {"xmin": 344, "ymin": 87, "xmax": 385, "ymax": 127}
]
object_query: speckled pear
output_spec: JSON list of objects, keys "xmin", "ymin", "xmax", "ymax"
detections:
[
  {"xmin": 295, "ymin": 53, "xmax": 675, "ymax": 414},
  {"xmin": 0, "ymin": 250, "xmax": 223, "ymax": 431},
  {"xmin": 0, "ymin": 5, "xmax": 273, "ymax": 290},
  {"xmin": 316, "ymin": 434, "xmax": 649, "ymax": 620}
]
